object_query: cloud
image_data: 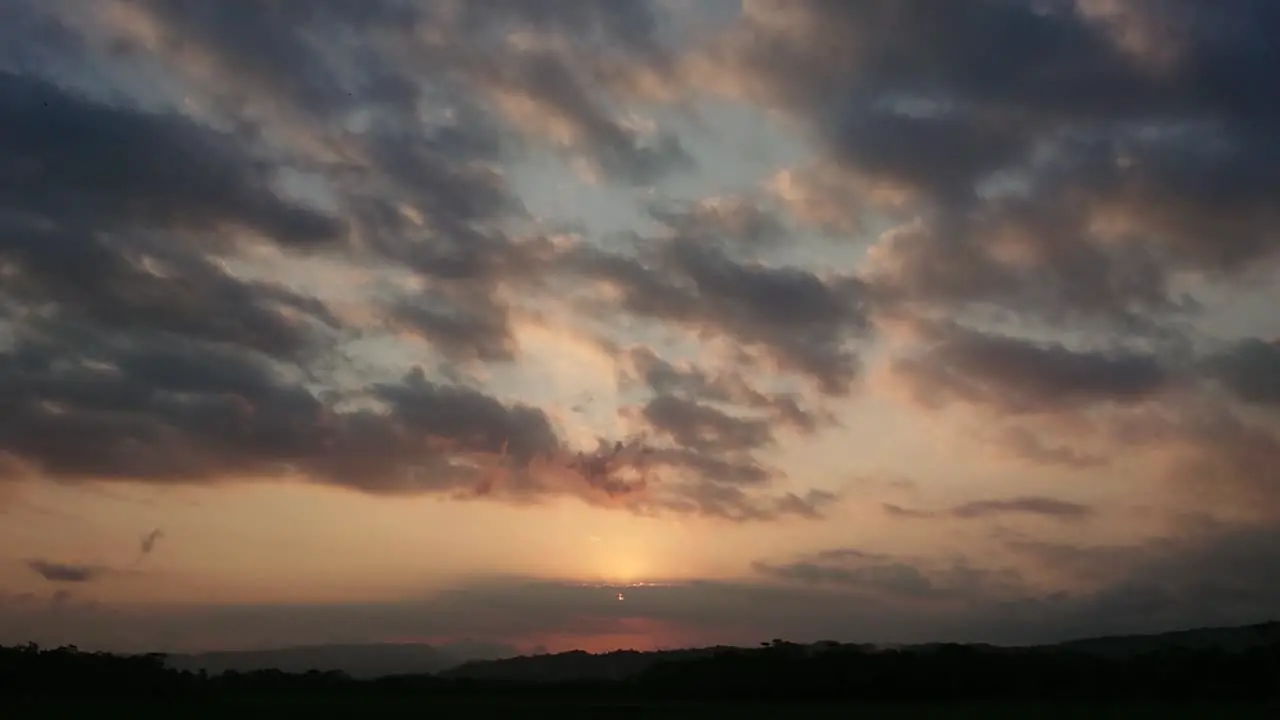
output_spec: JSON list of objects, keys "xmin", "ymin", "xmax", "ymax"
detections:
[
  {"xmin": 0, "ymin": 325, "xmax": 828, "ymax": 519},
  {"xmin": 676, "ymin": 0, "xmax": 1280, "ymax": 346},
  {"xmin": 1205, "ymin": 338, "xmax": 1280, "ymax": 409},
  {"xmin": 0, "ymin": 2, "xmax": 851, "ymax": 523},
  {"xmin": 5, "ymin": 519, "xmax": 1280, "ymax": 652},
  {"xmin": 0, "ymin": 70, "xmax": 342, "ymax": 247},
  {"xmin": 0, "ymin": 0, "xmax": 1278, "ymax": 639},
  {"xmin": 479, "ymin": 48, "xmax": 693, "ymax": 185},
  {"xmin": 994, "ymin": 426, "xmax": 1110, "ymax": 469},
  {"xmin": 0, "ymin": 72, "xmax": 344, "ymax": 362},
  {"xmin": 568, "ymin": 222, "xmax": 869, "ymax": 396},
  {"xmin": 883, "ymin": 496, "xmax": 1093, "ymax": 522},
  {"xmin": 125, "ymin": 0, "xmax": 688, "ymax": 185},
  {"xmin": 139, "ymin": 529, "xmax": 165, "ymax": 559},
  {"xmin": 25, "ymin": 560, "xmax": 103, "ymax": 584},
  {"xmin": 890, "ymin": 320, "xmax": 1174, "ymax": 415}
]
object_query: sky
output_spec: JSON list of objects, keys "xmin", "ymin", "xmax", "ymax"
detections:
[{"xmin": 2, "ymin": 0, "xmax": 1280, "ymax": 656}]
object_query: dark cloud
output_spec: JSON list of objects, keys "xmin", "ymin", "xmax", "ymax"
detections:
[
  {"xmin": 995, "ymin": 426, "xmax": 1110, "ymax": 469},
  {"xmin": 950, "ymin": 496, "xmax": 1092, "ymax": 520},
  {"xmin": 130, "ymin": 0, "xmax": 686, "ymax": 185},
  {"xmin": 647, "ymin": 196, "xmax": 789, "ymax": 252},
  {"xmin": 862, "ymin": 197, "xmax": 1188, "ymax": 336},
  {"xmin": 130, "ymin": 0, "xmax": 424, "ymax": 116},
  {"xmin": 1206, "ymin": 338, "xmax": 1280, "ymax": 409},
  {"xmin": 625, "ymin": 347, "xmax": 820, "ymax": 432},
  {"xmin": 1156, "ymin": 410, "xmax": 1280, "ymax": 517},
  {"xmin": 653, "ymin": 480, "xmax": 835, "ymax": 523},
  {"xmin": 0, "ymin": 333, "xmax": 564, "ymax": 493},
  {"xmin": 449, "ymin": 0, "xmax": 668, "ymax": 53},
  {"xmin": 641, "ymin": 394, "xmax": 772, "ymax": 455},
  {"xmin": 0, "ymin": 325, "xmax": 828, "ymax": 520},
  {"xmin": 695, "ymin": 0, "xmax": 1280, "ymax": 337},
  {"xmin": 0, "ymin": 3, "xmax": 846, "ymax": 522},
  {"xmin": 25, "ymin": 560, "xmax": 102, "ymax": 584},
  {"xmin": 0, "ymin": 70, "xmax": 346, "ymax": 372},
  {"xmin": 751, "ymin": 547, "xmax": 1031, "ymax": 607},
  {"xmin": 750, "ymin": 521, "xmax": 1280, "ymax": 644},
  {"xmin": 573, "ymin": 237, "xmax": 868, "ymax": 395},
  {"xmin": 87, "ymin": 0, "xmax": 689, "ymax": 369},
  {"xmin": 883, "ymin": 496, "xmax": 1093, "ymax": 522},
  {"xmin": 0, "ymin": 0, "xmax": 1270, "ymax": 552},
  {"xmin": 476, "ymin": 48, "xmax": 692, "ymax": 185},
  {"xmin": 754, "ymin": 553, "xmax": 944, "ymax": 600},
  {"xmin": 385, "ymin": 294, "xmax": 517, "ymax": 363},
  {"xmin": 0, "ymin": 70, "xmax": 342, "ymax": 246},
  {"xmin": 892, "ymin": 322, "xmax": 1172, "ymax": 415},
  {"xmin": 5, "ymin": 522, "xmax": 1280, "ymax": 652},
  {"xmin": 139, "ymin": 529, "xmax": 165, "ymax": 559},
  {"xmin": 994, "ymin": 523, "xmax": 1280, "ymax": 641}
]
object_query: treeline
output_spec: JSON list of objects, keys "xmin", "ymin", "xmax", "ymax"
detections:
[{"xmin": 2, "ymin": 639, "xmax": 1279, "ymax": 704}]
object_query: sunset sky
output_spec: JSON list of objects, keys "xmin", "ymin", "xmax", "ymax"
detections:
[{"xmin": 3, "ymin": 0, "xmax": 1280, "ymax": 656}]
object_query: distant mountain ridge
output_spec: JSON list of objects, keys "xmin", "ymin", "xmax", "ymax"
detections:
[
  {"xmin": 166, "ymin": 640, "xmax": 516, "ymax": 679},
  {"xmin": 445, "ymin": 621, "xmax": 1280, "ymax": 683},
  {"xmin": 163, "ymin": 620, "xmax": 1280, "ymax": 681},
  {"xmin": 1050, "ymin": 620, "xmax": 1280, "ymax": 657}
]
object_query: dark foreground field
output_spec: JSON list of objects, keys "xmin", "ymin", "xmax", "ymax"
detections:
[
  {"xmin": 7, "ymin": 697, "xmax": 1280, "ymax": 719},
  {"xmin": 4, "ymin": 628, "xmax": 1278, "ymax": 718}
]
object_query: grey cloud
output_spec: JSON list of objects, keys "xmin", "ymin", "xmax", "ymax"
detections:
[
  {"xmin": 831, "ymin": 105, "xmax": 1032, "ymax": 203},
  {"xmin": 556, "ymin": 230, "xmax": 862, "ymax": 515},
  {"xmin": 716, "ymin": 0, "xmax": 1280, "ymax": 208},
  {"xmin": 3, "ymin": 228, "xmax": 341, "ymax": 362},
  {"xmin": 0, "ymin": 331, "xmax": 824, "ymax": 520},
  {"xmin": 880, "ymin": 504, "xmax": 933, "ymax": 520},
  {"xmin": 0, "ymin": 0, "xmax": 838, "ymax": 525},
  {"xmin": 655, "ymin": 480, "xmax": 834, "ymax": 523},
  {"xmin": 349, "ymin": 115, "xmax": 547, "ymax": 363},
  {"xmin": 109, "ymin": 0, "xmax": 687, "ymax": 364},
  {"xmin": 646, "ymin": 448, "xmax": 774, "ymax": 488},
  {"xmin": 996, "ymin": 426, "xmax": 1110, "ymax": 469},
  {"xmin": 952, "ymin": 497, "xmax": 1092, "ymax": 520},
  {"xmin": 626, "ymin": 347, "xmax": 820, "ymax": 432},
  {"xmin": 6, "ymin": 523, "xmax": 1280, "ymax": 652},
  {"xmin": 701, "ymin": 0, "xmax": 1280, "ymax": 337},
  {"xmin": 1159, "ymin": 411, "xmax": 1280, "ymax": 517},
  {"xmin": 133, "ymin": 0, "xmax": 687, "ymax": 186},
  {"xmin": 476, "ymin": 48, "xmax": 692, "ymax": 185},
  {"xmin": 995, "ymin": 523, "xmax": 1280, "ymax": 641},
  {"xmin": 1206, "ymin": 338, "xmax": 1280, "ymax": 409},
  {"xmin": 892, "ymin": 323, "xmax": 1171, "ymax": 415},
  {"xmin": 0, "ymin": 72, "xmax": 344, "ymax": 364},
  {"xmin": 0, "ymin": 70, "xmax": 342, "ymax": 246},
  {"xmin": 754, "ymin": 557, "xmax": 941, "ymax": 599},
  {"xmin": 863, "ymin": 195, "xmax": 1186, "ymax": 336},
  {"xmin": 129, "ymin": 0, "xmax": 424, "ymax": 116},
  {"xmin": 0, "ymin": 329, "xmax": 557, "ymax": 494},
  {"xmin": 449, "ymin": 0, "xmax": 667, "ymax": 53},
  {"xmin": 642, "ymin": 394, "xmax": 773, "ymax": 454},
  {"xmin": 647, "ymin": 196, "xmax": 788, "ymax": 252},
  {"xmin": 139, "ymin": 529, "xmax": 165, "ymax": 559},
  {"xmin": 883, "ymin": 496, "xmax": 1093, "ymax": 522},
  {"xmin": 386, "ymin": 293, "xmax": 516, "ymax": 363},
  {"xmin": 25, "ymin": 559, "xmax": 102, "ymax": 584},
  {"xmin": 574, "ymin": 239, "xmax": 868, "ymax": 395},
  {"xmin": 750, "ymin": 521, "xmax": 1280, "ymax": 645}
]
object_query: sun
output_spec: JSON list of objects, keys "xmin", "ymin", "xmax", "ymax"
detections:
[{"xmin": 599, "ymin": 553, "xmax": 650, "ymax": 585}]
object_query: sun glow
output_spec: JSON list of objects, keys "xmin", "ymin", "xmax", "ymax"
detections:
[{"xmin": 596, "ymin": 553, "xmax": 651, "ymax": 585}]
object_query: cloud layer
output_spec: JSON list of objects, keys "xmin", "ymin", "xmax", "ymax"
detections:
[{"xmin": 2, "ymin": 0, "xmax": 1280, "ymax": 649}]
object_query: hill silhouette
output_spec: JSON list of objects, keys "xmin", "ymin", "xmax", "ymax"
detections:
[
  {"xmin": 3, "ymin": 622, "xmax": 1278, "ymax": 717},
  {"xmin": 443, "ymin": 621, "xmax": 1280, "ymax": 683},
  {"xmin": 166, "ymin": 640, "xmax": 516, "ymax": 678}
]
